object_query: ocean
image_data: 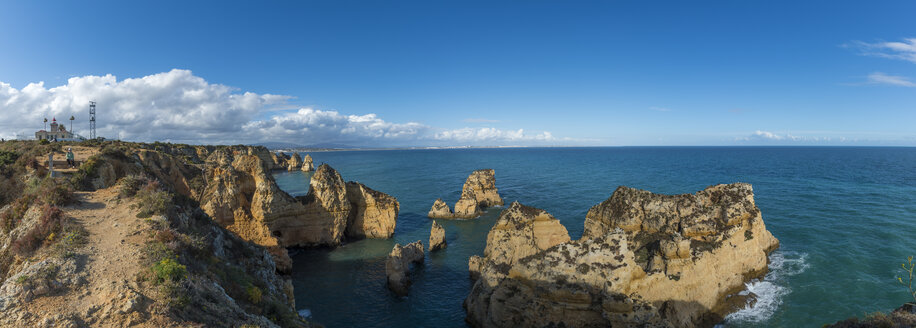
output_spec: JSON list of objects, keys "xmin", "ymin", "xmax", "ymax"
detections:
[{"xmin": 271, "ymin": 147, "xmax": 916, "ymax": 327}]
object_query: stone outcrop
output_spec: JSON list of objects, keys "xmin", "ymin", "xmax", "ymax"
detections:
[
  {"xmin": 301, "ymin": 154, "xmax": 315, "ymax": 172},
  {"xmin": 461, "ymin": 169, "xmax": 503, "ymax": 208},
  {"xmin": 429, "ymin": 221, "xmax": 446, "ymax": 251},
  {"xmin": 345, "ymin": 182, "xmax": 399, "ymax": 239},
  {"xmin": 466, "ymin": 202, "xmax": 570, "ymax": 282},
  {"xmin": 196, "ymin": 153, "xmax": 399, "ymax": 269},
  {"xmin": 385, "ymin": 241, "xmax": 424, "ymax": 296},
  {"xmin": 428, "ymin": 169, "xmax": 503, "ymax": 219},
  {"xmin": 287, "ymin": 152, "xmax": 302, "ymax": 171},
  {"xmin": 428, "ymin": 199, "xmax": 453, "ymax": 219},
  {"xmin": 465, "ymin": 184, "xmax": 779, "ymax": 328}
]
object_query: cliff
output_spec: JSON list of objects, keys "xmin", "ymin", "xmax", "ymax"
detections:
[
  {"xmin": 0, "ymin": 140, "xmax": 402, "ymax": 326},
  {"xmin": 465, "ymin": 184, "xmax": 779, "ymax": 328},
  {"xmin": 345, "ymin": 182, "xmax": 399, "ymax": 239},
  {"xmin": 429, "ymin": 169, "xmax": 504, "ymax": 219},
  {"xmin": 198, "ymin": 153, "xmax": 399, "ymax": 258},
  {"xmin": 0, "ymin": 141, "xmax": 313, "ymax": 327}
]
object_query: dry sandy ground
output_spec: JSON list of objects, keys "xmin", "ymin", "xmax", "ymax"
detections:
[{"xmin": 19, "ymin": 188, "xmax": 183, "ymax": 327}]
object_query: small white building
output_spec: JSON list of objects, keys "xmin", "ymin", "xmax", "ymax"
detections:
[{"xmin": 35, "ymin": 117, "xmax": 75, "ymax": 141}]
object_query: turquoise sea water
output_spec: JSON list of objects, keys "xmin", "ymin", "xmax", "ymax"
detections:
[{"xmin": 272, "ymin": 147, "xmax": 916, "ymax": 327}]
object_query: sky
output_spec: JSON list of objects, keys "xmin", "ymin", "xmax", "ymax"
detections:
[{"xmin": 0, "ymin": 1, "xmax": 914, "ymax": 146}]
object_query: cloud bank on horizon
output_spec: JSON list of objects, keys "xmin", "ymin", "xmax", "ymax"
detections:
[
  {"xmin": 0, "ymin": 67, "xmax": 910, "ymax": 147},
  {"xmin": 0, "ymin": 69, "xmax": 561, "ymax": 146}
]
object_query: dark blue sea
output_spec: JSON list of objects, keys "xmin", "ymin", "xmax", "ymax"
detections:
[{"xmin": 272, "ymin": 147, "xmax": 916, "ymax": 327}]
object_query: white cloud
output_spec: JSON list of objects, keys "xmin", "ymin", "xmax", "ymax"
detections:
[
  {"xmin": 751, "ymin": 130, "xmax": 784, "ymax": 140},
  {"xmin": 0, "ymin": 70, "xmax": 561, "ymax": 146},
  {"xmin": 242, "ymin": 108, "xmax": 428, "ymax": 145},
  {"xmin": 463, "ymin": 118, "xmax": 501, "ymax": 123},
  {"xmin": 866, "ymin": 72, "xmax": 916, "ymax": 87},
  {"xmin": 848, "ymin": 38, "xmax": 916, "ymax": 63},
  {"xmin": 743, "ymin": 130, "xmax": 836, "ymax": 143},
  {"xmin": 434, "ymin": 127, "xmax": 554, "ymax": 143}
]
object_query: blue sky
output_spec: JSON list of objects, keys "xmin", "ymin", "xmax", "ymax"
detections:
[{"xmin": 0, "ymin": 1, "xmax": 914, "ymax": 146}]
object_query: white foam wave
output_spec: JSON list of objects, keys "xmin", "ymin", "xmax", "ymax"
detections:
[
  {"xmin": 298, "ymin": 309, "xmax": 312, "ymax": 318},
  {"xmin": 721, "ymin": 251, "xmax": 809, "ymax": 325}
]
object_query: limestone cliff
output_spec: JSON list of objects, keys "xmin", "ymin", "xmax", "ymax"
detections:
[
  {"xmin": 345, "ymin": 182, "xmax": 399, "ymax": 239},
  {"xmin": 301, "ymin": 154, "xmax": 314, "ymax": 172},
  {"xmin": 385, "ymin": 241, "xmax": 424, "ymax": 296},
  {"xmin": 59, "ymin": 142, "xmax": 399, "ymax": 271},
  {"xmin": 201, "ymin": 156, "xmax": 399, "ymax": 255},
  {"xmin": 429, "ymin": 169, "xmax": 503, "ymax": 219},
  {"xmin": 0, "ymin": 140, "xmax": 312, "ymax": 327},
  {"xmin": 465, "ymin": 184, "xmax": 779, "ymax": 328},
  {"xmin": 429, "ymin": 221, "xmax": 446, "ymax": 251},
  {"xmin": 287, "ymin": 152, "xmax": 302, "ymax": 171}
]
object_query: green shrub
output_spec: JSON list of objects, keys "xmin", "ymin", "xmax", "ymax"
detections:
[
  {"xmin": 0, "ymin": 150, "xmax": 18, "ymax": 168},
  {"xmin": 134, "ymin": 179, "xmax": 173, "ymax": 218},
  {"xmin": 30, "ymin": 177, "xmax": 73, "ymax": 206},
  {"xmin": 38, "ymin": 139, "xmax": 49, "ymax": 145},
  {"xmin": 51, "ymin": 229, "xmax": 88, "ymax": 258},
  {"xmin": 246, "ymin": 284, "xmax": 263, "ymax": 304},
  {"xmin": 152, "ymin": 258, "xmax": 188, "ymax": 284},
  {"xmin": 0, "ymin": 194, "xmax": 34, "ymax": 233},
  {"xmin": 117, "ymin": 174, "xmax": 146, "ymax": 198},
  {"xmin": 70, "ymin": 155, "xmax": 101, "ymax": 191}
]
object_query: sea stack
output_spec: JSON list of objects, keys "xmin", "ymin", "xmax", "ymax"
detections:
[
  {"xmin": 301, "ymin": 154, "xmax": 315, "ymax": 172},
  {"xmin": 465, "ymin": 183, "xmax": 779, "ymax": 328},
  {"xmin": 287, "ymin": 152, "xmax": 302, "ymax": 171},
  {"xmin": 386, "ymin": 241, "xmax": 425, "ymax": 296},
  {"xmin": 428, "ymin": 198, "xmax": 453, "ymax": 219},
  {"xmin": 429, "ymin": 221, "xmax": 446, "ymax": 251},
  {"xmin": 428, "ymin": 169, "xmax": 503, "ymax": 219}
]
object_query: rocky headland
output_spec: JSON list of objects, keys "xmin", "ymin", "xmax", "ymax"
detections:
[
  {"xmin": 429, "ymin": 169, "xmax": 503, "ymax": 219},
  {"xmin": 0, "ymin": 140, "xmax": 321, "ymax": 327},
  {"xmin": 465, "ymin": 183, "xmax": 779, "ymax": 328}
]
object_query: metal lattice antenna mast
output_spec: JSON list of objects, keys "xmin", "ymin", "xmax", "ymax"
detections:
[{"xmin": 89, "ymin": 101, "xmax": 96, "ymax": 139}]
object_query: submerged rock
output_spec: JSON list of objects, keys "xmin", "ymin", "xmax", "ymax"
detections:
[
  {"xmin": 429, "ymin": 221, "xmax": 446, "ymax": 251},
  {"xmin": 429, "ymin": 169, "xmax": 503, "ymax": 219},
  {"xmin": 301, "ymin": 154, "xmax": 314, "ymax": 172},
  {"xmin": 386, "ymin": 241, "xmax": 425, "ymax": 296},
  {"xmin": 465, "ymin": 183, "xmax": 779, "ymax": 328}
]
